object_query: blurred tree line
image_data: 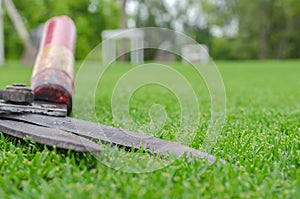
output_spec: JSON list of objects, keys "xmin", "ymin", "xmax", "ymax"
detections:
[
  {"xmin": 3, "ymin": 0, "xmax": 300, "ymax": 60},
  {"xmin": 3, "ymin": 0, "xmax": 120, "ymax": 60},
  {"xmin": 128, "ymin": 0, "xmax": 300, "ymax": 59},
  {"xmin": 208, "ymin": 0, "xmax": 300, "ymax": 59}
]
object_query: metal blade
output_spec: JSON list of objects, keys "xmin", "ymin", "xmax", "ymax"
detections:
[
  {"xmin": 0, "ymin": 114, "xmax": 221, "ymax": 164},
  {"xmin": 0, "ymin": 100, "xmax": 67, "ymax": 117},
  {"xmin": 0, "ymin": 118, "xmax": 103, "ymax": 152}
]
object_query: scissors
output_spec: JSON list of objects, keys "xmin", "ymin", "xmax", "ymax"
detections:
[{"xmin": 0, "ymin": 16, "xmax": 220, "ymax": 164}]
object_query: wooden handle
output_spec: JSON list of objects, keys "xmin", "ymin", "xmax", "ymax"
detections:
[{"xmin": 31, "ymin": 16, "xmax": 76, "ymax": 114}]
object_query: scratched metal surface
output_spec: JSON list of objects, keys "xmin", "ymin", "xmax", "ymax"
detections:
[
  {"xmin": 0, "ymin": 113, "xmax": 220, "ymax": 164},
  {"xmin": 0, "ymin": 118, "xmax": 103, "ymax": 152}
]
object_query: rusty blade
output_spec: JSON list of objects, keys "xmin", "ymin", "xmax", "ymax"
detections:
[
  {"xmin": 0, "ymin": 114, "xmax": 221, "ymax": 164},
  {"xmin": 0, "ymin": 118, "xmax": 103, "ymax": 152},
  {"xmin": 0, "ymin": 100, "xmax": 67, "ymax": 116}
]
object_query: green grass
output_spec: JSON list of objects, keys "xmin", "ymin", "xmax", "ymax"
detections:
[{"xmin": 0, "ymin": 60, "xmax": 299, "ymax": 198}]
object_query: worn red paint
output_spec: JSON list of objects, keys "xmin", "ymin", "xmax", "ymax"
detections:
[
  {"xmin": 41, "ymin": 16, "xmax": 76, "ymax": 52},
  {"xmin": 31, "ymin": 16, "xmax": 76, "ymax": 114}
]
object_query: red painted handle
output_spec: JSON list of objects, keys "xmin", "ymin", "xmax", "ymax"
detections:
[{"xmin": 31, "ymin": 16, "xmax": 76, "ymax": 114}]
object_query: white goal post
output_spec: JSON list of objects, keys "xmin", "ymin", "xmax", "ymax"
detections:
[
  {"xmin": 181, "ymin": 44, "xmax": 209, "ymax": 64},
  {"xmin": 101, "ymin": 29, "xmax": 144, "ymax": 65}
]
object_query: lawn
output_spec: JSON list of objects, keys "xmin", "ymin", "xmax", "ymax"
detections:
[{"xmin": 0, "ymin": 60, "xmax": 299, "ymax": 198}]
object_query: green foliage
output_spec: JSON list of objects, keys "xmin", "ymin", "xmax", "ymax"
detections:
[
  {"xmin": 134, "ymin": 0, "xmax": 170, "ymax": 28},
  {"xmin": 3, "ymin": 0, "xmax": 300, "ymax": 61},
  {"xmin": 3, "ymin": 0, "xmax": 120, "ymax": 60},
  {"xmin": 3, "ymin": 13, "xmax": 23, "ymax": 60},
  {"xmin": 210, "ymin": 37, "xmax": 258, "ymax": 60},
  {"xmin": 231, "ymin": 0, "xmax": 300, "ymax": 59},
  {"xmin": 0, "ymin": 60, "xmax": 299, "ymax": 198},
  {"xmin": 131, "ymin": 0, "xmax": 300, "ymax": 60}
]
